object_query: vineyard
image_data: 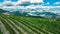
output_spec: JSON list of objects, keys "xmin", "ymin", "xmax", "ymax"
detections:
[{"xmin": 0, "ymin": 14, "xmax": 60, "ymax": 34}]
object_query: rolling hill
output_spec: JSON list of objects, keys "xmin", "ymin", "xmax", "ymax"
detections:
[{"xmin": 0, "ymin": 14, "xmax": 60, "ymax": 34}]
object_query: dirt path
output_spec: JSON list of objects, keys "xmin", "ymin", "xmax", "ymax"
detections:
[
  {"xmin": 7, "ymin": 19, "xmax": 27, "ymax": 34},
  {"xmin": 0, "ymin": 21, "xmax": 9, "ymax": 34},
  {"xmin": 0, "ymin": 16, "xmax": 19, "ymax": 34},
  {"xmin": 10, "ymin": 17, "xmax": 37, "ymax": 34}
]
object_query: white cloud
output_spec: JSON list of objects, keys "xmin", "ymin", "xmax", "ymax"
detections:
[
  {"xmin": 20, "ymin": 0, "xmax": 29, "ymax": 2},
  {"xmin": 1, "ymin": 6, "xmax": 25, "ymax": 11},
  {"xmin": 30, "ymin": 0, "xmax": 43, "ymax": 3},
  {"xmin": 1, "ymin": 0, "xmax": 44, "ymax": 6},
  {"xmin": 0, "ymin": 3, "xmax": 3, "ymax": 7},
  {"xmin": 55, "ymin": 2, "xmax": 60, "ymax": 5},
  {"xmin": 0, "ymin": 0, "xmax": 60, "ymax": 14},
  {"xmin": 3, "ymin": 1, "xmax": 13, "ymax": 6},
  {"xmin": 46, "ymin": 2, "xmax": 50, "ymax": 5}
]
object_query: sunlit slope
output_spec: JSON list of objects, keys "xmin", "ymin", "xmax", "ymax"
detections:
[{"xmin": 0, "ymin": 14, "xmax": 60, "ymax": 34}]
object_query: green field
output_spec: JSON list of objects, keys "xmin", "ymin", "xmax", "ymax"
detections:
[
  {"xmin": 0, "ymin": 14, "xmax": 60, "ymax": 34},
  {"xmin": 0, "ymin": 28, "xmax": 3, "ymax": 34}
]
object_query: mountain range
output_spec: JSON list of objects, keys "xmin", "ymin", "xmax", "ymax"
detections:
[{"xmin": 0, "ymin": 8, "xmax": 60, "ymax": 19}]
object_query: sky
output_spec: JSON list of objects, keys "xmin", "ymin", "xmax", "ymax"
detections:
[
  {"xmin": 0, "ymin": 0, "xmax": 18, "ymax": 2},
  {"xmin": 44, "ymin": 0, "xmax": 60, "ymax": 6},
  {"xmin": 0, "ymin": 0, "xmax": 60, "ymax": 6},
  {"xmin": 0, "ymin": 0, "xmax": 60, "ymax": 13}
]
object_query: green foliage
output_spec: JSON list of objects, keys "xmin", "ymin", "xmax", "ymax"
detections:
[
  {"xmin": 0, "ymin": 14, "xmax": 60, "ymax": 34},
  {"xmin": 0, "ymin": 28, "xmax": 3, "ymax": 34}
]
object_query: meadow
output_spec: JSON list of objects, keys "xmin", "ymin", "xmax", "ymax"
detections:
[{"xmin": 0, "ymin": 14, "xmax": 60, "ymax": 34}]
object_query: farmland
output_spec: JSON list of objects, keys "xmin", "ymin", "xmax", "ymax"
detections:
[
  {"xmin": 0, "ymin": 28, "xmax": 3, "ymax": 34},
  {"xmin": 0, "ymin": 14, "xmax": 60, "ymax": 34}
]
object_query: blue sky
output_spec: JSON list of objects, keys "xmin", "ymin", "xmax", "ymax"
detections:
[
  {"xmin": 11, "ymin": 0, "xmax": 18, "ymax": 2},
  {"xmin": 0, "ymin": 0, "xmax": 18, "ymax": 2},
  {"xmin": 44, "ymin": 0, "xmax": 60, "ymax": 6},
  {"xmin": 0, "ymin": 0, "xmax": 60, "ymax": 6},
  {"xmin": 0, "ymin": 0, "xmax": 60, "ymax": 13},
  {"xmin": 44, "ymin": 0, "xmax": 60, "ymax": 3},
  {"xmin": 0, "ymin": 0, "xmax": 4, "ymax": 2}
]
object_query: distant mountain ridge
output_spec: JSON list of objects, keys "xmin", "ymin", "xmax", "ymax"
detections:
[
  {"xmin": 0, "ymin": 9, "xmax": 8, "ymax": 13},
  {"xmin": 0, "ymin": 9, "xmax": 60, "ymax": 19}
]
